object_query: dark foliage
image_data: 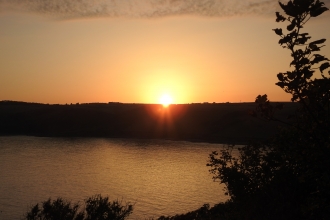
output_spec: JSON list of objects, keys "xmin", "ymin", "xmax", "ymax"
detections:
[
  {"xmin": 25, "ymin": 195, "xmax": 133, "ymax": 220},
  {"xmin": 207, "ymin": 0, "xmax": 330, "ymax": 219},
  {"xmin": 84, "ymin": 195, "xmax": 133, "ymax": 220},
  {"xmin": 156, "ymin": 203, "xmax": 234, "ymax": 220},
  {"xmin": 26, "ymin": 198, "xmax": 84, "ymax": 220}
]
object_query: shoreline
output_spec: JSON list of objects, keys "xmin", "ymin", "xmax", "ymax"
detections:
[
  {"xmin": 0, "ymin": 101, "xmax": 295, "ymax": 146},
  {"xmin": 0, "ymin": 133, "xmax": 269, "ymax": 146}
]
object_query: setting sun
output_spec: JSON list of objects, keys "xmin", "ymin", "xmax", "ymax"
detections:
[{"xmin": 159, "ymin": 94, "xmax": 173, "ymax": 107}]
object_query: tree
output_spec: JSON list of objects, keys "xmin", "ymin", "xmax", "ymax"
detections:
[
  {"xmin": 25, "ymin": 195, "xmax": 133, "ymax": 220},
  {"xmin": 84, "ymin": 195, "xmax": 133, "ymax": 220},
  {"xmin": 26, "ymin": 198, "xmax": 84, "ymax": 220},
  {"xmin": 208, "ymin": 0, "xmax": 330, "ymax": 219}
]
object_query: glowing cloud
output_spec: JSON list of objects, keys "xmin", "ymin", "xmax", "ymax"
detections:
[{"xmin": 1, "ymin": 0, "xmax": 285, "ymax": 19}]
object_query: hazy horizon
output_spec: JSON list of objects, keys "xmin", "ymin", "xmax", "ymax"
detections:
[
  {"xmin": 1, "ymin": 0, "xmax": 330, "ymax": 104},
  {"xmin": 0, "ymin": 99, "xmax": 295, "ymax": 105}
]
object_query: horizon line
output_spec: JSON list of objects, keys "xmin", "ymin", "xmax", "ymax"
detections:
[{"xmin": 0, "ymin": 100, "xmax": 292, "ymax": 105}]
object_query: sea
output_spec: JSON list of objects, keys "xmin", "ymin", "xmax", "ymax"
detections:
[{"xmin": 0, "ymin": 136, "xmax": 235, "ymax": 219}]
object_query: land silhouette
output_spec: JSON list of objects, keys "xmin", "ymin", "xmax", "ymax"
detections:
[{"xmin": 0, "ymin": 100, "xmax": 296, "ymax": 144}]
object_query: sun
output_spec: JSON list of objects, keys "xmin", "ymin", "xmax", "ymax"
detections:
[{"xmin": 159, "ymin": 94, "xmax": 173, "ymax": 107}]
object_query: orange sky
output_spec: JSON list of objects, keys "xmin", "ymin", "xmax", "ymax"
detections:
[{"xmin": 0, "ymin": 1, "xmax": 329, "ymax": 104}]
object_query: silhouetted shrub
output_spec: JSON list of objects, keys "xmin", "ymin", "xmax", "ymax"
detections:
[
  {"xmin": 84, "ymin": 195, "xmax": 133, "ymax": 220},
  {"xmin": 155, "ymin": 201, "xmax": 242, "ymax": 220},
  {"xmin": 26, "ymin": 198, "xmax": 84, "ymax": 220},
  {"xmin": 25, "ymin": 195, "xmax": 133, "ymax": 220}
]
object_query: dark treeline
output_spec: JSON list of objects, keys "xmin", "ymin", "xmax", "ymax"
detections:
[{"xmin": 0, "ymin": 100, "xmax": 296, "ymax": 144}]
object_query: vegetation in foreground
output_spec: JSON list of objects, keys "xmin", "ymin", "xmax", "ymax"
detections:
[
  {"xmin": 24, "ymin": 0, "xmax": 330, "ymax": 219},
  {"xmin": 25, "ymin": 195, "xmax": 133, "ymax": 220}
]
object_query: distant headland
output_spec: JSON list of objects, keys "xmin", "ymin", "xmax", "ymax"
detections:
[{"xmin": 0, "ymin": 100, "xmax": 296, "ymax": 144}]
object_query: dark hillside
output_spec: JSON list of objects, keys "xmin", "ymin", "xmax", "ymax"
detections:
[{"xmin": 0, "ymin": 101, "xmax": 297, "ymax": 144}]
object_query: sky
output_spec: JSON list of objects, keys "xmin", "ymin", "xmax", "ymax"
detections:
[{"xmin": 0, "ymin": 0, "xmax": 330, "ymax": 104}]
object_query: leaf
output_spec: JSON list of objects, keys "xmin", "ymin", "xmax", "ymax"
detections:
[
  {"xmin": 277, "ymin": 73, "xmax": 284, "ymax": 81},
  {"xmin": 279, "ymin": 1, "xmax": 297, "ymax": 17},
  {"xmin": 310, "ymin": 7, "xmax": 329, "ymax": 17},
  {"xmin": 279, "ymin": 2, "xmax": 287, "ymax": 12},
  {"xmin": 279, "ymin": 36, "xmax": 290, "ymax": 45},
  {"xmin": 298, "ymin": 0, "xmax": 313, "ymax": 13},
  {"xmin": 287, "ymin": 18, "xmax": 296, "ymax": 31},
  {"xmin": 310, "ymin": 44, "xmax": 320, "ymax": 51},
  {"xmin": 309, "ymin": 39, "xmax": 326, "ymax": 46},
  {"xmin": 287, "ymin": 22, "xmax": 295, "ymax": 31},
  {"xmin": 311, "ymin": 55, "xmax": 329, "ymax": 65},
  {"xmin": 320, "ymin": 62, "xmax": 330, "ymax": 73},
  {"xmin": 276, "ymin": 82, "xmax": 285, "ymax": 88},
  {"xmin": 275, "ymin": 12, "xmax": 286, "ymax": 22},
  {"xmin": 273, "ymin": 28, "xmax": 283, "ymax": 36},
  {"xmin": 296, "ymin": 35, "xmax": 311, "ymax": 45}
]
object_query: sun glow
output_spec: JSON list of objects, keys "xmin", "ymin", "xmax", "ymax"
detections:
[{"xmin": 159, "ymin": 94, "xmax": 173, "ymax": 107}]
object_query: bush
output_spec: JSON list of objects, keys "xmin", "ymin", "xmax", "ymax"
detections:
[
  {"xmin": 25, "ymin": 195, "xmax": 133, "ymax": 220},
  {"xmin": 84, "ymin": 195, "xmax": 133, "ymax": 220}
]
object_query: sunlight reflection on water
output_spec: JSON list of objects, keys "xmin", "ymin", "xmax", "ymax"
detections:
[{"xmin": 0, "ymin": 136, "xmax": 239, "ymax": 219}]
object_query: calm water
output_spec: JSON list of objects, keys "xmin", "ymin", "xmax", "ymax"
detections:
[{"xmin": 0, "ymin": 136, "xmax": 232, "ymax": 219}]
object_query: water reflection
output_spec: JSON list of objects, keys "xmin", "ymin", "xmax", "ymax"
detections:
[{"xmin": 0, "ymin": 136, "xmax": 233, "ymax": 219}]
